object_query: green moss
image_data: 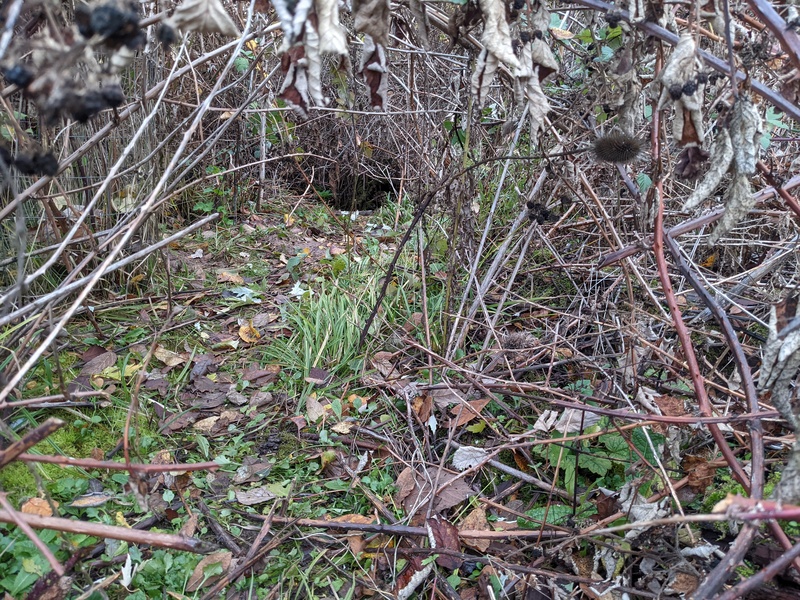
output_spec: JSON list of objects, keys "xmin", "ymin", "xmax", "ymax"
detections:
[{"xmin": 0, "ymin": 463, "xmax": 38, "ymax": 500}]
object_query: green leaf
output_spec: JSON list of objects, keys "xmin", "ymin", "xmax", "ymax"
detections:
[
  {"xmin": 579, "ymin": 453, "xmax": 612, "ymax": 476},
  {"xmin": 632, "ymin": 429, "xmax": 664, "ymax": 463},
  {"xmin": 234, "ymin": 56, "xmax": 250, "ymax": 73},
  {"xmin": 563, "ymin": 460, "xmax": 576, "ymax": 495},
  {"xmin": 636, "ymin": 173, "xmax": 652, "ymax": 194},
  {"xmin": 196, "ymin": 435, "xmax": 210, "ymax": 459},
  {"xmin": 447, "ymin": 570, "xmax": 461, "ymax": 588},
  {"xmin": 466, "ymin": 421, "xmax": 486, "ymax": 433},
  {"xmin": 518, "ymin": 504, "xmax": 573, "ymax": 528},
  {"xmin": 600, "ymin": 434, "xmax": 630, "ymax": 460}
]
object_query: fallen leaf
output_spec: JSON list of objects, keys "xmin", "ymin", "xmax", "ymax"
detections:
[
  {"xmin": 235, "ymin": 486, "xmax": 277, "ymax": 506},
  {"xmin": 305, "ymin": 366, "xmax": 330, "ymax": 386},
  {"xmin": 305, "ymin": 395, "xmax": 327, "ymax": 423},
  {"xmin": 395, "ymin": 555, "xmax": 433, "ymax": 600},
  {"xmin": 459, "ymin": 507, "xmax": 491, "ymax": 552},
  {"xmin": 452, "ymin": 446, "xmax": 488, "ymax": 471},
  {"xmin": 180, "ymin": 513, "xmax": 199, "ymax": 537},
  {"xmin": 80, "ymin": 351, "xmax": 117, "ymax": 376},
  {"xmin": 428, "ymin": 387, "xmax": 466, "ymax": 409},
  {"xmin": 69, "ymin": 493, "xmax": 113, "ymax": 508},
  {"xmin": 21, "ymin": 497, "xmax": 56, "ymax": 517},
  {"xmin": 427, "ymin": 516, "xmax": 462, "ymax": 569},
  {"xmin": 238, "ymin": 323, "xmax": 261, "ymax": 343},
  {"xmin": 394, "ymin": 467, "xmax": 476, "ymax": 514},
  {"xmin": 154, "ymin": 346, "xmax": 185, "ymax": 367},
  {"xmin": 553, "ymin": 409, "xmax": 601, "ymax": 434},
  {"xmin": 185, "ymin": 550, "xmax": 232, "ymax": 592},
  {"xmin": 449, "ymin": 398, "xmax": 491, "ymax": 427},
  {"xmin": 193, "ymin": 416, "xmax": 219, "ymax": 433},
  {"xmin": 411, "ymin": 395, "xmax": 432, "ymax": 422},
  {"xmin": 331, "ymin": 421, "xmax": 354, "ymax": 434},
  {"xmin": 217, "ymin": 271, "xmax": 245, "ymax": 284},
  {"xmin": 683, "ymin": 455, "xmax": 717, "ymax": 493},
  {"xmin": 371, "ymin": 352, "xmax": 397, "ymax": 378}
]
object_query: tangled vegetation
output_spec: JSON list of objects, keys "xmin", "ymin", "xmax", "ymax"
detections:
[{"xmin": 1, "ymin": 0, "xmax": 800, "ymax": 596}]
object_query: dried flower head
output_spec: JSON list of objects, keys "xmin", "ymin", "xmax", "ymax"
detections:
[{"xmin": 592, "ymin": 132, "xmax": 644, "ymax": 164}]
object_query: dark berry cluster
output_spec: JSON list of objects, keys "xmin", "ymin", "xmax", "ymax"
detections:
[
  {"xmin": 526, "ymin": 200, "xmax": 552, "ymax": 224},
  {"xmin": 2, "ymin": 65, "xmax": 34, "ymax": 88},
  {"xmin": 605, "ymin": 10, "xmax": 623, "ymax": 28},
  {"xmin": 0, "ymin": 146, "xmax": 59, "ymax": 177},
  {"xmin": 157, "ymin": 24, "xmax": 178, "ymax": 48},
  {"xmin": 75, "ymin": 1, "xmax": 145, "ymax": 50},
  {"xmin": 62, "ymin": 84, "xmax": 126, "ymax": 122},
  {"xmin": 667, "ymin": 73, "xmax": 710, "ymax": 100}
]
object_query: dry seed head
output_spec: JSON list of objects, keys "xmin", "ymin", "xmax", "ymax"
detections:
[{"xmin": 591, "ymin": 132, "xmax": 644, "ymax": 164}]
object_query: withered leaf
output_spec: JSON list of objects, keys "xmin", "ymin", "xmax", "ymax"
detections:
[
  {"xmin": 170, "ymin": 0, "xmax": 240, "ymax": 36},
  {"xmin": 185, "ymin": 550, "xmax": 231, "ymax": 592},
  {"xmin": 427, "ymin": 516, "xmax": 462, "ymax": 570}
]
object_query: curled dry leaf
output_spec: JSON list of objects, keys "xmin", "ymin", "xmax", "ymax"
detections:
[
  {"xmin": 353, "ymin": 0, "xmax": 390, "ymax": 45},
  {"xmin": 315, "ymin": 0, "xmax": 347, "ymax": 55},
  {"xmin": 708, "ymin": 172, "xmax": 753, "ymax": 244},
  {"xmin": 359, "ymin": 36, "xmax": 388, "ymax": 110},
  {"xmin": 471, "ymin": 48, "xmax": 499, "ymax": 108},
  {"xmin": 657, "ymin": 33, "xmax": 705, "ymax": 146},
  {"xmin": 759, "ymin": 294, "xmax": 800, "ymax": 430},
  {"xmin": 304, "ymin": 14, "xmax": 328, "ymax": 107},
  {"xmin": 186, "ymin": 550, "xmax": 231, "ymax": 591},
  {"xmin": 452, "ymin": 445, "xmax": 488, "ymax": 470},
  {"xmin": 272, "ymin": 0, "xmax": 313, "ymax": 47},
  {"xmin": 729, "ymin": 95, "xmax": 762, "ymax": 175},
  {"xmin": 525, "ymin": 72, "xmax": 551, "ymax": 147},
  {"xmin": 478, "ymin": 0, "xmax": 520, "ymax": 70},
  {"xmin": 170, "ymin": 0, "xmax": 240, "ymax": 36},
  {"xmin": 459, "ymin": 506, "xmax": 491, "ymax": 552},
  {"xmin": 279, "ymin": 45, "xmax": 310, "ymax": 119},
  {"xmin": 683, "ymin": 127, "xmax": 732, "ymax": 210}
]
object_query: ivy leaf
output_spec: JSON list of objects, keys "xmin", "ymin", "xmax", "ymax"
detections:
[{"xmin": 170, "ymin": 0, "xmax": 240, "ymax": 37}]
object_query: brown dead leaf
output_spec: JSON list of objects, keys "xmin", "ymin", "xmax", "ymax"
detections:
[
  {"xmin": 655, "ymin": 395, "xmax": 686, "ymax": 416},
  {"xmin": 193, "ymin": 416, "xmax": 219, "ymax": 433},
  {"xmin": 512, "ymin": 451, "xmax": 530, "ymax": 473},
  {"xmin": 185, "ymin": 550, "xmax": 231, "ymax": 592},
  {"xmin": 80, "ymin": 351, "xmax": 117, "ymax": 376},
  {"xmin": 217, "ymin": 271, "xmax": 244, "ymax": 284},
  {"xmin": 427, "ymin": 516, "xmax": 462, "ymax": 569},
  {"xmin": 305, "ymin": 366, "xmax": 330, "ymax": 386},
  {"xmin": 411, "ymin": 395, "xmax": 433, "ymax": 423},
  {"xmin": 154, "ymin": 345, "xmax": 185, "ymax": 367},
  {"xmin": 371, "ymin": 352, "xmax": 397, "ymax": 378},
  {"xmin": 331, "ymin": 421, "xmax": 354, "ymax": 434},
  {"xmin": 21, "ymin": 497, "xmax": 56, "ymax": 517},
  {"xmin": 394, "ymin": 467, "xmax": 476, "ymax": 514},
  {"xmin": 69, "ymin": 493, "xmax": 113, "ymax": 508},
  {"xmin": 449, "ymin": 398, "xmax": 491, "ymax": 427},
  {"xmin": 459, "ymin": 507, "xmax": 491, "ymax": 552},
  {"xmin": 428, "ymin": 387, "xmax": 467, "ymax": 409},
  {"xmin": 394, "ymin": 555, "xmax": 433, "ymax": 600},
  {"xmin": 288, "ymin": 415, "xmax": 307, "ymax": 431},
  {"xmin": 238, "ymin": 323, "xmax": 261, "ymax": 343},
  {"xmin": 305, "ymin": 395, "xmax": 328, "ymax": 423},
  {"xmin": 330, "ymin": 513, "xmax": 375, "ymax": 555},
  {"xmin": 242, "ymin": 365, "xmax": 280, "ymax": 385},
  {"xmin": 180, "ymin": 513, "xmax": 199, "ymax": 537},
  {"xmin": 683, "ymin": 455, "xmax": 717, "ymax": 493},
  {"xmin": 235, "ymin": 486, "xmax": 277, "ymax": 505},
  {"xmin": 81, "ymin": 345, "xmax": 108, "ymax": 363}
]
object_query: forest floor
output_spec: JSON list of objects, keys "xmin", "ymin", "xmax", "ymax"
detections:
[{"xmin": 3, "ymin": 194, "xmax": 799, "ymax": 600}]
